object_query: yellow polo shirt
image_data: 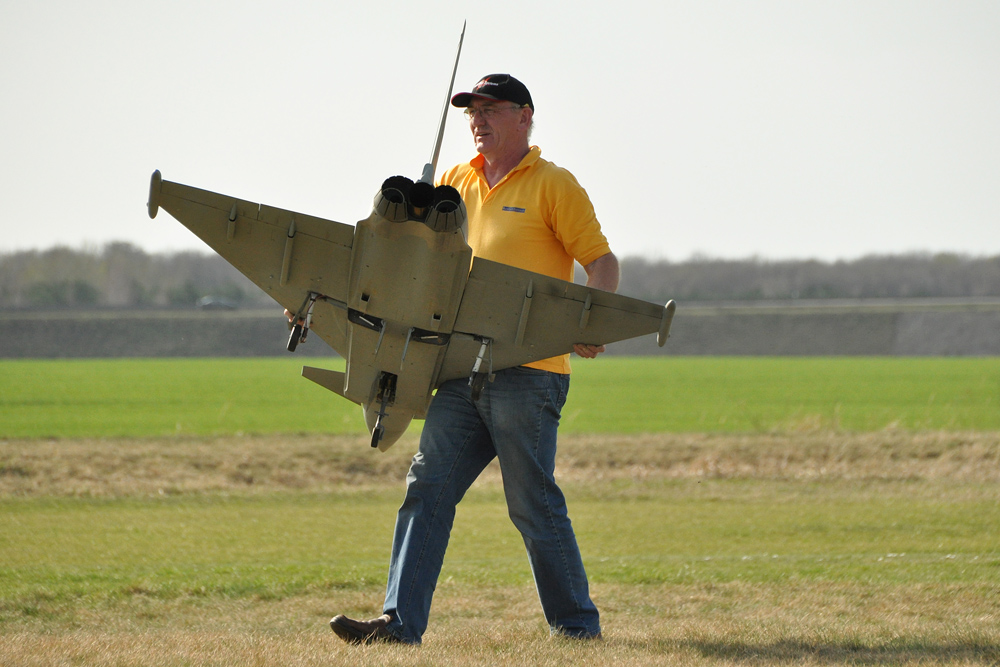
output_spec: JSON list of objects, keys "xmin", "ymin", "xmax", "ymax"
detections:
[{"xmin": 440, "ymin": 146, "xmax": 612, "ymax": 374}]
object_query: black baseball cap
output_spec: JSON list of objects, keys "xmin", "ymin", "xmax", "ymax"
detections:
[{"xmin": 451, "ymin": 74, "xmax": 534, "ymax": 111}]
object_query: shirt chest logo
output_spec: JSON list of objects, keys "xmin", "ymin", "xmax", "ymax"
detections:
[{"xmin": 501, "ymin": 206, "xmax": 526, "ymax": 214}]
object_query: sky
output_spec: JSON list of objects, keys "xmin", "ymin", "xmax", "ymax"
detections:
[{"xmin": 1, "ymin": 0, "xmax": 998, "ymax": 262}]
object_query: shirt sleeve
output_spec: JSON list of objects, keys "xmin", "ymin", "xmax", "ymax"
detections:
[{"xmin": 547, "ymin": 168, "xmax": 612, "ymax": 267}]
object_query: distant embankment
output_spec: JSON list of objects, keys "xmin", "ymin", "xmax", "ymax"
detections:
[
  {"xmin": 611, "ymin": 298, "xmax": 1000, "ymax": 356},
  {"xmin": 0, "ymin": 309, "xmax": 334, "ymax": 359},
  {"xmin": 1, "ymin": 299, "xmax": 998, "ymax": 358}
]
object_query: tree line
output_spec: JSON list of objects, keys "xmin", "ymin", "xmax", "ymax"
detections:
[
  {"xmin": 0, "ymin": 243, "xmax": 264, "ymax": 309},
  {"xmin": 2, "ymin": 243, "xmax": 999, "ymax": 309},
  {"xmin": 616, "ymin": 253, "xmax": 1000, "ymax": 303}
]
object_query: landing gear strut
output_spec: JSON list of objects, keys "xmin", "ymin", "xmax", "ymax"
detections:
[
  {"xmin": 287, "ymin": 292, "xmax": 319, "ymax": 352},
  {"xmin": 371, "ymin": 417, "xmax": 385, "ymax": 449},
  {"xmin": 370, "ymin": 372, "xmax": 397, "ymax": 448},
  {"xmin": 469, "ymin": 371, "xmax": 489, "ymax": 402},
  {"xmin": 287, "ymin": 322, "xmax": 304, "ymax": 351},
  {"xmin": 467, "ymin": 337, "xmax": 493, "ymax": 402}
]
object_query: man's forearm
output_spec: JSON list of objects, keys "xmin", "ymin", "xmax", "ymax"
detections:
[{"xmin": 583, "ymin": 252, "xmax": 620, "ymax": 293}]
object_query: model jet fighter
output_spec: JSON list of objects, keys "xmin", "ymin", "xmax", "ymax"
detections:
[{"xmin": 147, "ymin": 28, "xmax": 675, "ymax": 451}]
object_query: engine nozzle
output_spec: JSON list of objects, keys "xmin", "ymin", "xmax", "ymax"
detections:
[{"xmin": 373, "ymin": 178, "xmax": 466, "ymax": 232}]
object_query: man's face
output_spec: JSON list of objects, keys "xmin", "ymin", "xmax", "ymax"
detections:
[{"xmin": 466, "ymin": 98, "xmax": 529, "ymax": 159}]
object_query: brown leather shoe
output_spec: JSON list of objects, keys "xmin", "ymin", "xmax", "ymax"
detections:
[{"xmin": 329, "ymin": 613, "xmax": 402, "ymax": 644}]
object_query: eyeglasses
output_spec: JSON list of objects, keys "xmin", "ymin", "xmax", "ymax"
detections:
[{"xmin": 463, "ymin": 105, "xmax": 524, "ymax": 120}]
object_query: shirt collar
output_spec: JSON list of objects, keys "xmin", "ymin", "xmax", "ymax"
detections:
[{"xmin": 470, "ymin": 145, "xmax": 541, "ymax": 174}]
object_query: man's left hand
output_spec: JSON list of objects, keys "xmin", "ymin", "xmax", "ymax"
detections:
[{"xmin": 573, "ymin": 343, "xmax": 606, "ymax": 359}]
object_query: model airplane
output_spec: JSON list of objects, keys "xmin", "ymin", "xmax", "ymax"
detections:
[{"xmin": 146, "ymin": 26, "xmax": 676, "ymax": 451}]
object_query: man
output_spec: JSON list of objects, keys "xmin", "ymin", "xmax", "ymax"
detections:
[{"xmin": 330, "ymin": 74, "xmax": 619, "ymax": 644}]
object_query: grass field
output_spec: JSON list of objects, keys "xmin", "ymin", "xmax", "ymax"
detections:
[
  {"xmin": 2, "ymin": 356, "xmax": 999, "ymax": 438},
  {"xmin": 2, "ymin": 357, "xmax": 999, "ymax": 665}
]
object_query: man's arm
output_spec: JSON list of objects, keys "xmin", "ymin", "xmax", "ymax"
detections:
[
  {"xmin": 573, "ymin": 251, "xmax": 621, "ymax": 359},
  {"xmin": 583, "ymin": 252, "xmax": 620, "ymax": 292}
]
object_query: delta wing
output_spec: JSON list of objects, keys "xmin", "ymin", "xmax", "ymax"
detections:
[
  {"xmin": 147, "ymin": 171, "xmax": 356, "ymax": 356},
  {"xmin": 437, "ymin": 257, "xmax": 674, "ymax": 382}
]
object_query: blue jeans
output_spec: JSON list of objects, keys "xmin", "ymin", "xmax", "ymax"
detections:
[{"xmin": 381, "ymin": 366, "xmax": 600, "ymax": 643}]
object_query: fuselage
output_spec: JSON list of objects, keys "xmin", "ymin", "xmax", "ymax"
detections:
[{"xmin": 336, "ymin": 178, "xmax": 472, "ymax": 447}]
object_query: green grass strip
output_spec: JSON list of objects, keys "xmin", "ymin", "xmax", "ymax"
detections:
[
  {"xmin": 2, "ymin": 481, "xmax": 998, "ymax": 606},
  {"xmin": 1, "ymin": 357, "xmax": 998, "ymax": 438}
]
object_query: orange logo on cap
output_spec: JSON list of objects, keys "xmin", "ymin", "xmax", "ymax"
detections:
[{"xmin": 475, "ymin": 77, "xmax": 499, "ymax": 91}]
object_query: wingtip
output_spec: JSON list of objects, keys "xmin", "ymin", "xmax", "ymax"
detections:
[
  {"xmin": 147, "ymin": 170, "xmax": 162, "ymax": 219},
  {"xmin": 657, "ymin": 300, "xmax": 676, "ymax": 347}
]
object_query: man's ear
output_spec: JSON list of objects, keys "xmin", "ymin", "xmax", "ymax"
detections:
[{"xmin": 518, "ymin": 107, "xmax": 534, "ymax": 132}]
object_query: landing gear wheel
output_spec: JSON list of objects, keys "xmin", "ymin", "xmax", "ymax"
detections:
[
  {"xmin": 470, "ymin": 372, "xmax": 488, "ymax": 402},
  {"xmin": 371, "ymin": 413, "xmax": 385, "ymax": 449},
  {"xmin": 287, "ymin": 323, "xmax": 303, "ymax": 352}
]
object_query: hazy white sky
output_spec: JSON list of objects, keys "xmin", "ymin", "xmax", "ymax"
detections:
[{"xmin": 2, "ymin": 0, "xmax": 998, "ymax": 261}]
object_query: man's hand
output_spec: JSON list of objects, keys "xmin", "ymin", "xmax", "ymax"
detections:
[
  {"xmin": 572, "ymin": 252, "xmax": 620, "ymax": 359},
  {"xmin": 573, "ymin": 343, "xmax": 606, "ymax": 359}
]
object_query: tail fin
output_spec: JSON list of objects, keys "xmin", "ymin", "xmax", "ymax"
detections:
[
  {"xmin": 302, "ymin": 366, "xmax": 353, "ymax": 401},
  {"xmin": 419, "ymin": 21, "xmax": 466, "ymax": 185}
]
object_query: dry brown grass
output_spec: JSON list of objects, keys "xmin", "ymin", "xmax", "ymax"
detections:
[
  {"xmin": 1, "ymin": 582, "xmax": 997, "ymax": 666},
  {"xmin": 0, "ymin": 434, "xmax": 411, "ymax": 497},
  {"xmin": 2, "ymin": 431, "xmax": 998, "ymax": 498},
  {"xmin": 559, "ymin": 431, "xmax": 1000, "ymax": 483}
]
